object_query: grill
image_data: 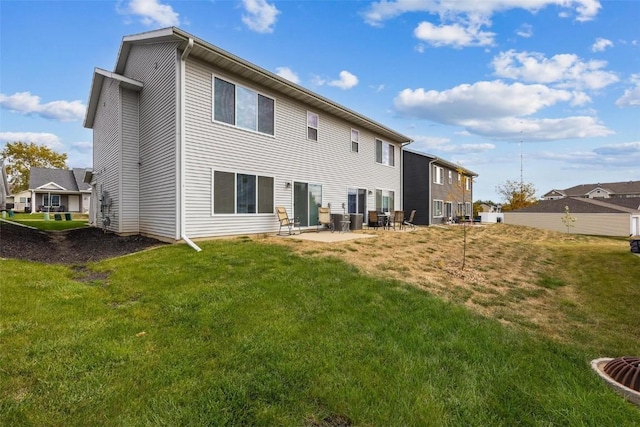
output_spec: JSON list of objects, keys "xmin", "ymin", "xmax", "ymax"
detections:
[{"xmin": 603, "ymin": 357, "xmax": 640, "ymax": 392}]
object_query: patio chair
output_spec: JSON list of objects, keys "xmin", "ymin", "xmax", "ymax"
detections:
[
  {"xmin": 317, "ymin": 207, "xmax": 334, "ymax": 232},
  {"xmin": 368, "ymin": 210, "xmax": 380, "ymax": 229},
  {"xmin": 391, "ymin": 210, "xmax": 405, "ymax": 230},
  {"xmin": 403, "ymin": 210, "xmax": 416, "ymax": 230},
  {"xmin": 276, "ymin": 206, "xmax": 301, "ymax": 235}
]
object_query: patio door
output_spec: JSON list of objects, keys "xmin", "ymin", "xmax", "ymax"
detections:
[
  {"xmin": 444, "ymin": 202, "xmax": 453, "ymax": 220},
  {"xmin": 294, "ymin": 182, "xmax": 322, "ymax": 227}
]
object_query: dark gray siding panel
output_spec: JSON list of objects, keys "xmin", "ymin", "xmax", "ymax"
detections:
[
  {"xmin": 123, "ymin": 42, "xmax": 179, "ymax": 239},
  {"xmin": 403, "ymin": 151, "xmax": 431, "ymax": 225}
]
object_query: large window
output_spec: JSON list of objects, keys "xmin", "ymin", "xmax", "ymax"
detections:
[
  {"xmin": 213, "ymin": 77, "xmax": 274, "ymax": 135},
  {"xmin": 307, "ymin": 112, "xmax": 318, "ymax": 141},
  {"xmin": 43, "ymin": 194, "xmax": 60, "ymax": 207},
  {"xmin": 433, "ymin": 199, "xmax": 443, "ymax": 217},
  {"xmin": 213, "ymin": 171, "xmax": 274, "ymax": 214},
  {"xmin": 351, "ymin": 129, "xmax": 359, "ymax": 153},
  {"xmin": 348, "ymin": 187, "xmax": 366, "ymax": 214},
  {"xmin": 434, "ymin": 166, "xmax": 444, "ymax": 185},
  {"xmin": 376, "ymin": 189, "xmax": 394, "ymax": 212},
  {"xmin": 375, "ymin": 139, "xmax": 395, "ymax": 166}
]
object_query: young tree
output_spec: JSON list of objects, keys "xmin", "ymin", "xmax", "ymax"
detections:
[
  {"xmin": 561, "ymin": 205, "xmax": 577, "ymax": 233},
  {"xmin": 495, "ymin": 179, "xmax": 537, "ymax": 211},
  {"xmin": 1, "ymin": 141, "xmax": 68, "ymax": 192},
  {"xmin": 446, "ymin": 167, "xmax": 474, "ymax": 270}
]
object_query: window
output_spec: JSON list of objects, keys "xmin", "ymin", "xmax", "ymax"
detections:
[
  {"xmin": 213, "ymin": 171, "xmax": 274, "ymax": 214},
  {"xmin": 43, "ymin": 194, "xmax": 60, "ymax": 207},
  {"xmin": 465, "ymin": 202, "xmax": 472, "ymax": 216},
  {"xmin": 351, "ymin": 129, "xmax": 359, "ymax": 153},
  {"xmin": 307, "ymin": 111, "xmax": 318, "ymax": 141},
  {"xmin": 375, "ymin": 189, "xmax": 394, "ymax": 212},
  {"xmin": 458, "ymin": 173, "xmax": 462, "ymax": 184},
  {"xmin": 375, "ymin": 139, "xmax": 395, "ymax": 166},
  {"xmin": 348, "ymin": 187, "xmax": 366, "ymax": 214},
  {"xmin": 433, "ymin": 200, "xmax": 443, "ymax": 217},
  {"xmin": 457, "ymin": 202, "xmax": 464, "ymax": 216},
  {"xmin": 434, "ymin": 166, "xmax": 444, "ymax": 184},
  {"xmin": 465, "ymin": 176, "xmax": 471, "ymax": 191},
  {"xmin": 448, "ymin": 170, "xmax": 452, "ymax": 184},
  {"xmin": 213, "ymin": 77, "xmax": 274, "ymax": 135}
]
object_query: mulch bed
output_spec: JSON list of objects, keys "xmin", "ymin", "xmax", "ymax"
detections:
[{"xmin": 0, "ymin": 221, "xmax": 165, "ymax": 264}]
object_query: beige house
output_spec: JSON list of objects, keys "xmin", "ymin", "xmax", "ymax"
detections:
[{"xmin": 505, "ymin": 197, "xmax": 640, "ymax": 237}]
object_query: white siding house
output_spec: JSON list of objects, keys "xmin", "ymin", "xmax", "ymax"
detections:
[{"xmin": 84, "ymin": 27, "xmax": 412, "ymax": 242}]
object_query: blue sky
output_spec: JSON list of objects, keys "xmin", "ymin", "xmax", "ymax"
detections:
[{"xmin": 1, "ymin": 0, "xmax": 638, "ymax": 202}]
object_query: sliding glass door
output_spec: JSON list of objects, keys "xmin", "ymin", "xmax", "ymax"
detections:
[{"xmin": 294, "ymin": 182, "xmax": 322, "ymax": 227}]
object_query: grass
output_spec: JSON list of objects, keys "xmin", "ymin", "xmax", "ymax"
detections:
[
  {"xmin": 1, "ymin": 227, "xmax": 640, "ymax": 425},
  {"xmin": 3, "ymin": 212, "xmax": 88, "ymax": 231}
]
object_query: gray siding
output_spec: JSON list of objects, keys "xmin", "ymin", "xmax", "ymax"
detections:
[
  {"xmin": 182, "ymin": 58, "xmax": 403, "ymax": 238},
  {"xmin": 120, "ymin": 88, "xmax": 140, "ymax": 233},
  {"xmin": 122, "ymin": 43, "xmax": 179, "ymax": 239},
  {"xmin": 92, "ymin": 78, "xmax": 122, "ymax": 232},
  {"xmin": 504, "ymin": 212, "xmax": 631, "ymax": 236}
]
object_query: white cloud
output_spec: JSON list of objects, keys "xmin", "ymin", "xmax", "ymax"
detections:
[
  {"xmin": 411, "ymin": 135, "xmax": 495, "ymax": 153},
  {"xmin": 516, "ymin": 23, "xmax": 533, "ymax": 38},
  {"xmin": 0, "ymin": 92, "xmax": 86, "ymax": 122},
  {"xmin": 491, "ymin": 50, "xmax": 618, "ymax": 90},
  {"xmin": 615, "ymin": 75, "xmax": 640, "ymax": 107},
  {"xmin": 362, "ymin": 0, "xmax": 601, "ymax": 27},
  {"xmin": 241, "ymin": 0, "xmax": 280, "ymax": 33},
  {"xmin": 591, "ymin": 37, "xmax": 613, "ymax": 52},
  {"xmin": 393, "ymin": 80, "xmax": 613, "ymax": 141},
  {"xmin": 120, "ymin": 0, "xmax": 180, "ymax": 27},
  {"xmin": 467, "ymin": 116, "xmax": 613, "ymax": 141},
  {"xmin": 328, "ymin": 71, "xmax": 359, "ymax": 90},
  {"xmin": 0, "ymin": 132, "xmax": 65, "ymax": 151},
  {"xmin": 394, "ymin": 80, "xmax": 574, "ymax": 123},
  {"xmin": 593, "ymin": 141, "xmax": 640, "ymax": 155},
  {"xmin": 275, "ymin": 67, "xmax": 300, "ymax": 84},
  {"xmin": 413, "ymin": 19, "xmax": 495, "ymax": 48}
]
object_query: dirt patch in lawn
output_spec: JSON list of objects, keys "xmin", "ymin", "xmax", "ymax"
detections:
[
  {"xmin": 268, "ymin": 223, "xmax": 599, "ymax": 340},
  {"xmin": 0, "ymin": 221, "xmax": 164, "ymax": 264}
]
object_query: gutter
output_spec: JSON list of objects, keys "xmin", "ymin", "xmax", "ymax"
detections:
[{"xmin": 178, "ymin": 37, "xmax": 201, "ymax": 252}]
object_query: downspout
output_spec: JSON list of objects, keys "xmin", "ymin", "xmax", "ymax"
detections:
[
  {"xmin": 400, "ymin": 141, "xmax": 411, "ymax": 211},
  {"xmin": 178, "ymin": 37, "xmax": 201, "ymax": 252}
]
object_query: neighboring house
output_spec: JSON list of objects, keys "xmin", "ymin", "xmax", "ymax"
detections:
[
  {"xmin": 504, "ymin": 197, "xmax": 640, "ymax": 237},
  {"xmin": 542, "ymin": 181, "xmax": 640, "ymax": 200},
  {"xmin": 83, "ymin": 27, "xmax": 412, "ymax": 242},
  {"xmin": 403, "ymin": 150, "xmax": 477, "ymax": 225},
  {"xmin": 28, "ymin": 167, "xmax": 92, "ymax": 213}
]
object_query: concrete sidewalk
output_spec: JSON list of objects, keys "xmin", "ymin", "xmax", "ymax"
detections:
[{"xmin": 279, "ymin": 231, "xmax": 378, "ymax": 243}]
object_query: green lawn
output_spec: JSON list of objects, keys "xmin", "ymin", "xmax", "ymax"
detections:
[
  {"xmin": 1, "ymin": 235, "xmax": 639, "ymax": 426},
  {"xmin": 3, "ymin": 212, "xmax": 88, "ymax": 231}
]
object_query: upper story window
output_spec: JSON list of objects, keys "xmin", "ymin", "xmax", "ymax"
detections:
[
  {"xmin": 307, "ymin": 112, "xmax": 318, "ymax": 141},
  {"xmin": 465, "ymin": 176, "xmax": 471, "ymax": 191},
  {"xmin": 434, "ymin": 166, "xmax": 444, "ymax": 185},
  {"xmin": 213, "ymin": 77, "xmax": 275, "ymax": 136},
  {"xmin": 351, "ymin": 129, "xmax": 359, "ymax": 153},
  {"xmin": 375, "ymin": 139, "xmax": 395, "ymax": 166},
  {"xmin": 448, "ymin": 170, "xmax": 453, "ymax": 184}
]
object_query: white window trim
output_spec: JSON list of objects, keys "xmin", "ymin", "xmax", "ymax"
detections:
[
  {"xmin": 434, "ymin": 166, "xmax": 444, "ymax": 185},
  {"xmin": 351, "ymin": 129, "xmax": 359, "ymax": 153},
  {"xmin": 433, "ymin": 199, "xmax": 444, "ymax": 217},
  {"xmin": 212, "ymin": 75, "xmax": 276, "ymax": 137},
  {"xmin": 211, "ymin": 168, "xmax": 276, "ymax": 216},
  {"xmin": 376, "ymin": 139, "xmax": 395, "ymax": 167},
  {"xmin": 307, "ymin": 111, "xmax": 319, "ymax": 141}
]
